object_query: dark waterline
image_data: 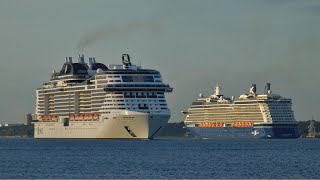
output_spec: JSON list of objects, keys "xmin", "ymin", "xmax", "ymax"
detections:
[{"xmin": 0, "ymin": 138, "xmax": 319, "ymax": 179}]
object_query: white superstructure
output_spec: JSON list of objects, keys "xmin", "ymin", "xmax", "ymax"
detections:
[
  {"xmin": 184, "ymin": 83, "xmax": 297, "ymax": 127},
  {"xmin": 34, "ymin": 54, "xmax": 173, "ymax": 139}
]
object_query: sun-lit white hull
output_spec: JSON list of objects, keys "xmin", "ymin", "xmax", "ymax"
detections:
[{"xmin": 34, "ymin": 111, "xmax": 170, "ymax": 139}]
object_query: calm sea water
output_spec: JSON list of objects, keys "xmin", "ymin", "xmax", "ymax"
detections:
[{"xmin": 0, "ymin": 138, "xmax": 320, "ymax": 179}]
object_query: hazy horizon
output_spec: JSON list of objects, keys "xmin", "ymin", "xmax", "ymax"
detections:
[{"xmin": 0, "ymin": 0, "xmax": 320, "ymax": 123}]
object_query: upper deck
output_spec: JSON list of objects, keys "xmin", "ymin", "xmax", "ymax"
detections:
[{"xmin": 190, "ymin": 83, "xmax": 292, "ymax": 108}]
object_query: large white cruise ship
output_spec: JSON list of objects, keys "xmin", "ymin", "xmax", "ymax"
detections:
[
  {"xmin": 34, "ymin": 54, "xmax": 173, "ymax": 139},
  {"xmin": 183, "ymin": 83, "xmax": 299, "ymax": 139}
]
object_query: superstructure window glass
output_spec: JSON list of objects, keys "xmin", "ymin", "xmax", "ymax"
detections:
[
  {"xmin": 124, "ymin": 92, "xmax": 135, "ymax": 98},
  {"xmin": 122, "ymin": 76, "xmax": 154, "ymax": 82}
]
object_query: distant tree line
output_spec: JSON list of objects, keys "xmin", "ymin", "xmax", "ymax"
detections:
[
  {"xmin": 0, "ymin": 125, "xmax": 34, "ymax": 137},
  {"xmin": 298, "ymin": 120, "xmax": 320, "ymax": 137}
]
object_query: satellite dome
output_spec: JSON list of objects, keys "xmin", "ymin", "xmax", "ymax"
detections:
[{"xmin": 96, "ymin": 68, "xmax": 104, "ymax": 73}]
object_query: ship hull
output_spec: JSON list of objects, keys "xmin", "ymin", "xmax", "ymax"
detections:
[
  {"xmin": 34, "ymin": 111, "xmax": 170, "ymax": 139},
  {"xmin": 187, "ymin": 124, "xmax": 300, "ymax": 139}
]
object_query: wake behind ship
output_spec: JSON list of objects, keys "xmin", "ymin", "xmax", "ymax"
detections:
[
  {"xmin": 34, "ymin": 54, "xmax": 173, "ymax": 139},
  {"xmin": 183, "ymin": 83, "xmax": 299, "ymax": 139}
]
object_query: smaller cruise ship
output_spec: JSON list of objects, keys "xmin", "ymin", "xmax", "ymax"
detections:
[{"xmin": 183, "ymin": 83, "xmax": 300, "ymax": 139}]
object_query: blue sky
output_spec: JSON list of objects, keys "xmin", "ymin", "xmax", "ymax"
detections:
[{"xmin": 0, "ymin": 0, "xmax": 320, "ymax": 123}]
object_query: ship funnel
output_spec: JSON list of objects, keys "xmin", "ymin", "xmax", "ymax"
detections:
[
  {"xmin": 65, "ymin": 57, "xmax": 68, "ymax": 63},
  {"xmin": 250, "ymin": 84, "xmax": 257, "ymax": 94},
  {"xmin": 68, "ymin": 57, "xmax": 73, "ymax": 64},
  {"xmin": 88, "ymin": 57, "xmax": 93, "ymax": 68},
  {"xmin": 264, "ymin": 83, "xmax": 271, "ymax": 94},
  {"xmin": 93, "ymin": 57, "xmax": 96, "ymax": 63},
  {"xmin": 78, "ymin": 54, "xmax": 85, "ymax": 64}
]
